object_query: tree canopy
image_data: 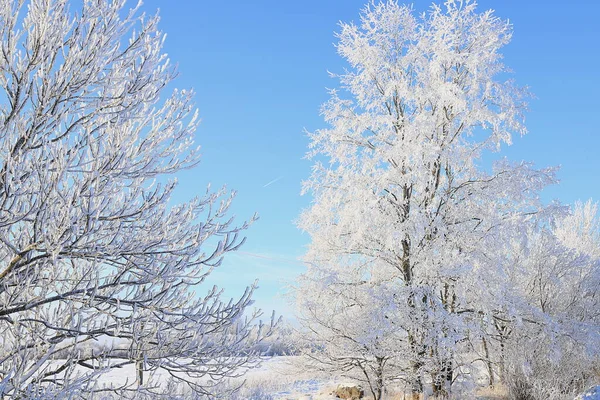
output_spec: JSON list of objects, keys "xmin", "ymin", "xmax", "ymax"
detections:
[
  {"xmin": 0, "ymin": 0, "xmax": 272, "ymax": 398},
  {"xmin": 294, "ymin": 2, "xmax": 600, "ymax": 399}
]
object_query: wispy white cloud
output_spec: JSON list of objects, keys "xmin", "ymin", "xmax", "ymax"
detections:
[
  {"xmin": 217, "ymin": 251, "xmax": 306, "ymax": 282},
  {"xmin": 235, "ymin": 251, "xmax": 305, "ymax": 266},
  {"xmin": 205, "ymin": 250, "xmax": 305, "ymax": 318}
]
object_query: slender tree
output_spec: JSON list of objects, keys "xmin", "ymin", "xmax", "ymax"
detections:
[
  {"xmin": 0, "ymin": 0, "xmax": 272, "ymax": 398},
  {"xmin": 295, "ymin": 1, "xmax": 556, "ymax": 397}
]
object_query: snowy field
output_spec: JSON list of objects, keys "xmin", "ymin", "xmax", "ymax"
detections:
[
  {"xmin": 72, "ymin": 356, "xmax": 512, "ymax": 399},
  {"xmin": 231, "ymin": 357, "xmax": 509, "ymax": 400},
  {"xmin": 83, "ymin": 356, "xmax": 342, "ymax": 399}
]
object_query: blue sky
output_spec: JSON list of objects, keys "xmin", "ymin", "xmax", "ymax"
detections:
[{"xmin": 141, "ymin": 0, "xmax": 600, "ymax": 319}]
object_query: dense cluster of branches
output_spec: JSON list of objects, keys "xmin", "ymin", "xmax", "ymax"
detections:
[
  {"xmin": 0, "ymin": 0, "xmax": 597, "ymax": 399},
  {"xmin": 0, "ymin": 0, "xmax": 273, "ymax": 398},
  {"xmin": 294, "ymin": 2, "xmax": 600, "ymax": 399}
]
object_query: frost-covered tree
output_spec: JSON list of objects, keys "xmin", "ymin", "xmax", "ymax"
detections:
[
  {"xmin": 295, "ymin": 1, "xmax": 558, "ymax": 397},
  {"xmin": 498, "ymin": 201, "xmax": 600, "ymax": 400},
  {"xmin": 0, "ymin": 0, "xmax": 273, "ymax": 398}
]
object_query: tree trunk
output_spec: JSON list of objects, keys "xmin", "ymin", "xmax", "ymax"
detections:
[
  {"xmin": 374, "ymin": 356, "xmax": 385, "ymax": 400},
  {"xmin": 136, "ymin": 358, "xmax": 144, "ymax": 386},
  {"xmin": 482, "ymin": 337, "xmax": 495, "ymax": 387},
  {"xmin": 432, "ymin": 357, "xmax": 452, "ymax": 398},
  {"xmin": 408, "ymin": 334, "xmax": 424, "ymax": 396}
]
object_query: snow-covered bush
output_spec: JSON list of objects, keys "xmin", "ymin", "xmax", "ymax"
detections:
[{"xmin": 500, "ymin": 202, "xmax": 600, "ymax": 400}]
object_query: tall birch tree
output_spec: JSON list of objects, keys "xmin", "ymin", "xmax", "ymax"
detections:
[{"xmin": 295, "ymin": 1, "xmax": 556, "ymax": 397}]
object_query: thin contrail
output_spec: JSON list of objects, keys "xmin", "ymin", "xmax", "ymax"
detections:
[{"xmin": 262, "ymin": 176, "xmax": 283, "ymax": 188}]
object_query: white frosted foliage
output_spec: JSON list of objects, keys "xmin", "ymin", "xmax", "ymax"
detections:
[
  {"xmin": 294, "ymin": 1, "xmax": 599, "ymax": 399},
  {"xmin": 0, "ymin": 0, "xmax": 273, "ymax": 398}
]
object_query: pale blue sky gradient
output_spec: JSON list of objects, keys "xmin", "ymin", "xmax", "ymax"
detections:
[{"xmin": 141, "ymin": 0, "xmax": 600, "ymax": 318}]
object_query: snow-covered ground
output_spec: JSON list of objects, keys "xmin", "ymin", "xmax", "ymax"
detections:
[
  {"xmin": 214, "ymin": 356, "xmax": 510, "ymax": 399},
  {"xmin": 227, "ymin": 356, "xmax": 341, "ymax": 400},
  {"xmin": 67, "ymin": 356, "xmax": 373, "ymax": 399},
  {"xmin": 46, "ymin": 356, "xmax": 595, "ymax": 399}
]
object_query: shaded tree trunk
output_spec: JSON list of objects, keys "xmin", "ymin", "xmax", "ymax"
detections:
[{"xmin": 482, "ymin": 336, "xmax": 495, "ymax": 387}]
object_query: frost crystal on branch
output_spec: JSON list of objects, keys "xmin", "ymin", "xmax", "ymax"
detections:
[
  {"xmin": 0, "ymin": 0, "xmax": 273, "ymax": 398},
  {"xmin": 294, "ymin": 1, "xmax": 599, "ymax": 399}
]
